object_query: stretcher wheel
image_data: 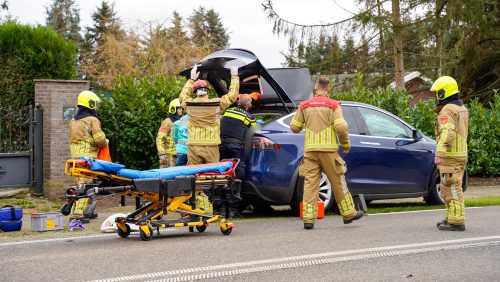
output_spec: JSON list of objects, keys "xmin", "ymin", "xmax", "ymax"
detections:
[
  {"xmin": 139, "ymin": 226, "xmax": 153, "ymax": 241},
  {"xmin": 189, "ymin": 226, "xmax": 194, "ymax": 232},
  {"xmin": 117, "ymin": 224, "xmax": 131, "ymax": 238},
  {"xmin": 196, "ymin": 225, "xmax": 207, "ymax": 233},
  {"xmin": 60, "ymin": 203, "xmax": 72, "ymax": 216},
  {"xmin": 220, "ymin": 227, "xmax": 232, "ymax": 236}
]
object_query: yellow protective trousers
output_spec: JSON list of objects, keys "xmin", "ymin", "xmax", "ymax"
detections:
[
  {"xmin": 439, "ymin": 158, "xmax": 467, "ymax": 225},
  {"xmin": 300, "ymin": 151, "xmax": 357, "ymax": 223},
  {"xmin": 187, "ymin": 145, "xmax": 218, "ymax": 214}
]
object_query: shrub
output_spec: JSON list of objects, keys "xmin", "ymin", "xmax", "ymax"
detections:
[
  {"xmin": 0, "ymin": 22, "xmax": 77, "ymax": 110},
  {"xmin": 98, "ymin": 75, "xmax": 185, "ymax": 170},
  {"xmin": 467, "ymin": 93, "xmax": 500, "ymax": 175}
]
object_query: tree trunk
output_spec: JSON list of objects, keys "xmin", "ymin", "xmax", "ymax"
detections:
[
  {"xmin": 392, "ymin": 0, "xmax": 405, "ymax": 90},
  {"xmin": 377, "ymin": 0, "xmax": 387, "ymax": 87},
  {"xmin": 435, "ymin": 0, "xmax": 443, "ymax": 77}
]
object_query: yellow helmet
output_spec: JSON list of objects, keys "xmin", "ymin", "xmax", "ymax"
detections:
[
  {"xmin": 430, "ymin": 76, "xmax": 459, "ymax": 100},
  {"xmin": 168, "ymin": 98, "xmax": 181, "ymax": 114},
  {"xmin": 77, "ymin": 91, "xmax": 101, "ymax": 110}
]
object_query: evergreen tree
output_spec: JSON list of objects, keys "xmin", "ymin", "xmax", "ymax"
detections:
[
  {"xmin": 205, "ymin": 9, "xmax": 229, "ymax": 50},
  {"xmin": 45, "ymin": 0, "xmax": 82, "ymax": 45},
  {"xmin": 188, "ymin": 7, "xmax": 229, "ymax": 51},
  {"xmin": 82, "ymin": 0, "xmax": 123, "ymax": 56},
  {"xmin": 80, "ymin": 0, "xmax": 124, "ymax": 87}
]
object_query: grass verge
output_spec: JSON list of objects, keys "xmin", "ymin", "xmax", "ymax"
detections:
[
  {"xmin": 366, "ymin": 196, "xmax": 500, "ymax": 214},
  {"xmin": 0, "ymin": 194, "xmax": 63, "ymax": 213}
]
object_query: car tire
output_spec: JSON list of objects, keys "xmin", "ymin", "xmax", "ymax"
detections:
[
  {"xmin": 425, "ymin": 169, "xmax": 445, "ymax": 205},
  {"xmin": 291, "ymin": 173, "xmax": 335, "ymax": 214}
]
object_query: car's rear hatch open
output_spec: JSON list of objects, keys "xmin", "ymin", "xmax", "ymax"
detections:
[{"xmin": 179, "ymin": 49, "xmax": 312, "ymax": 114}]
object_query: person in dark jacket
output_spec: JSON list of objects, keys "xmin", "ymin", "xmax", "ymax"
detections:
[{"xmin": 219, "ymin": 94, "xmax": 256, "ymax": 179}]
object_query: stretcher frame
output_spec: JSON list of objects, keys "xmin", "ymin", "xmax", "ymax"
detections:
[{"xmin": 62, "ymin": 159, "xmax": 241, "ymax": 241}]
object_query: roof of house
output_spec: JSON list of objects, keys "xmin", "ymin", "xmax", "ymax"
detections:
[{"xmin": 389, "ymin": 71, "xmax": 433, "ymax": 89}]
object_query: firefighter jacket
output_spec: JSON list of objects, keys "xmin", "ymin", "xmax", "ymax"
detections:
[
  {"xmin": 156, "ymin": 115, "xmax": 179, "ymax": 156},
  {"xmin": 173, "ymin": 115, "xmax": 189, "ymax": 155},
  {"xmin": 290, "ymin": 93, "xmax": 350, "ymax": 152},
  {"xmin": 220, "ymin": 105, "xmax": 256, "ymax": 145},
  {"xmin": 179, "ymin": 76, "xmax": 240, "ymax": 146},
  {"xmin": 435, "ymin": 103, "xmax": 468, "ymax": 159},
  {"xmin": 69, "ymin": 116, "xmax": 107, "ymax": 159}
]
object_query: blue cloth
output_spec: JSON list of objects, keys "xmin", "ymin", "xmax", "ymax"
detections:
[
  {"xmin": 172, "ymin": 115, "xmax": 189, "ymax": 155},
  {"xmin": 80, "ymin": 158, "xmax": 125, "ymax": 173},
  {"xmin": 117, "ymin": 162, "xmax": 233, "ymax": 180}
]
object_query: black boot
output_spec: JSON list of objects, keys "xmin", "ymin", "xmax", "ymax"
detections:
[
  {"xmin": 304, "ymin": 223, "xmax": 314, "ymax": 230},
  {"xmin": 436, "ymin": 219, "xmax": 447, "ymax": 228},
  {"xmin": 343, "ymin": 210, "xmax": 364, "ymax": 224},
  {"xmin": 438, "ymin": 222, "xmax": 465, "ymax": 231}
]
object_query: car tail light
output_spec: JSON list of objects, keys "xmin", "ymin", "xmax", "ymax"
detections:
[{"xmin": 252, "ymin": 136, "xmax": 282, "ymax": 150}]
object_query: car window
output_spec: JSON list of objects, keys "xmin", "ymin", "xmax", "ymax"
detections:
[
  {"xmin": 282, "ymin": 114, "xmax": 294, "ymax": 125},
  {"xmin": 357, "ymin": 107, "xmax": 411, "ymax": 138},
  {"xmin": 341, "ymin": 105, "xmax": 359, "ymax": 134}
]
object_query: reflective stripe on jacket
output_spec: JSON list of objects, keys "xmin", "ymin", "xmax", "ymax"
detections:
[
  {"xmin": 69, "ymin": 116, "xmax": 107, "ymax": 159},
  {"xmin": 179, "ymin": 76, "xmax": 240, "ymax": 146},
  {"xmin": 220, "ymin": 106, "xmax": 256, "ymax": 144},
  {"xmin": 435, "ymin": 103, "xmax": 468, "ymax": 158},
  {"xmin": 156, "ymin": 117, "xmax": 176, "ymax": 155},
  {"xmin": 290, "ymin": 93, "xmax": 350, "ymax": 152}
]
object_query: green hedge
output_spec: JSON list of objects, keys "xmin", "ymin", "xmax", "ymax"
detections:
[
  {"xmin": 334, "ymin": 84, "xmax": 499, "ymax": 176},
  {"xmin": 0, "ymin": 22, "xmax": 77, "ymax": 110},
  {"xmin": 98, "ymin": 75, "xmax": 185, "ymax": 170}
]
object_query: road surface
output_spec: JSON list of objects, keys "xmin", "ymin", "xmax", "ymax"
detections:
[{"xmin": 1, "ymin": 206, "xmax": 499, "ymax": 281}]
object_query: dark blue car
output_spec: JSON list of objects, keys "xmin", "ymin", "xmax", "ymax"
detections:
[{"xmin": 182, "ymin": 49, "xmax": 465, "ymax": 212}]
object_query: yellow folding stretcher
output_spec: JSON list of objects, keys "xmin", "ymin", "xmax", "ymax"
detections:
[{"xmin": 61, "ymin": 158, "xmax": 241, "ymax": 241}]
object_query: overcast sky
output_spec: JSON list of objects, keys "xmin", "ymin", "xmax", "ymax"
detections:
[{"xmin": 7, "ymin": 0, "xmax": 355, "ymax": 68}]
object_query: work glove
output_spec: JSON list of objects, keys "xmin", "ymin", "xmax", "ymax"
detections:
[
  {"xmin": 230, "ymin": 66, "xmax": 238, "ymax": 76},
  {"xmin": 159, "ymin": 154, "xmax": 166, "ymax": 161},
  {"xmin": 190, "ymin": 65, "xmax": 199, "ymax": 80}
]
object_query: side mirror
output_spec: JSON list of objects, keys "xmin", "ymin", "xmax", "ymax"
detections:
[{"xmin": 412, "ymin": 129, "xmax": 423, "ymax": 140}]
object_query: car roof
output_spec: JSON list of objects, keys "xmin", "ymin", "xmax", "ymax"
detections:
[{"xmin": 276, "ymin": 100, "xmax": 416, "ymax": 130}]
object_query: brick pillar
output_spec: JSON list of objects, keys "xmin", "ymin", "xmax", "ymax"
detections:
[{"xmin": 34, "ymin": 80, "xmax": 89, "ymax": 200}]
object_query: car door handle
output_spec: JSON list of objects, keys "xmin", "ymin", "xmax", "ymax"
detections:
[{"xmin": 360, "ymin": 141, "xmax": 381, "ymax": 146}]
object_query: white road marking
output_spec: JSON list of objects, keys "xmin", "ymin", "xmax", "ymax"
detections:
[
  {"xmin": 370, "ymin": 206, "xmax": 482, "ymax": 216},
  {"xmin": 0, "ymin": 229, "xmax": 179, "ymax": 247},
  {"xmin": 90, "ymin": 235, "xmax": 500, "ymax": 282},
  {"xmin": 147, "ymin": 241, "xmax": 500, "ymax": 282}
]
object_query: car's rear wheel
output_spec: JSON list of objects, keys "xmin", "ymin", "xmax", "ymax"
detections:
[
  {"xmin": 425, "ymin": 169, "xmax": 445, "ymax": 205},
  {"xmin": 291, "ymin": 172, "xmax": 335, "ymax": 214},
  {"xmin": 425, "ymin": 167, "xmax": 469, "ymax": 206}
]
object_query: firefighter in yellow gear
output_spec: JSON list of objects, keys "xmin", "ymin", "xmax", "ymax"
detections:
[
  {"xmin": 69, "ymin": 90, "xmax": 107, "ymax": 220},
  {"xmin": 432, "ymin": 76, "xmax": 468, "ymax": 231},
  {"xmin": 290, "ymin": 76, "xmax": 364, "ymax": 230},
  {"xmin": 156, "ymin": 98, "xmax": 183, "ymax": 168},
  {"xmin": 179, "ymin": 65, "xmax": 240, "ymax": 165},
  {"xmin": 179, "ymin": 65, "xmax": 240, "ymax": 213}
]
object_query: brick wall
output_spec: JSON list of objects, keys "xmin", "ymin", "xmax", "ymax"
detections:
[{"xmin": 34, "ymin": 80, "xmax": 89, "ymax": 199}]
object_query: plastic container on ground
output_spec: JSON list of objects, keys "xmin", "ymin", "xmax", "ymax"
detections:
[{"xmin": 31, "ymin": 212, "xmax": 64, "ymax": 231}]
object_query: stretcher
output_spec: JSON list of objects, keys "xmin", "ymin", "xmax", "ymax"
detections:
[{"xmin": 61, "ymin": 158, "xmax": 241, "ymax": 241}]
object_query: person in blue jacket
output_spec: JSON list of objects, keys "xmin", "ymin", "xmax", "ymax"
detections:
[{"xmin": 172, "ymin": 114, "xmax": 189, "ymax": 166}]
